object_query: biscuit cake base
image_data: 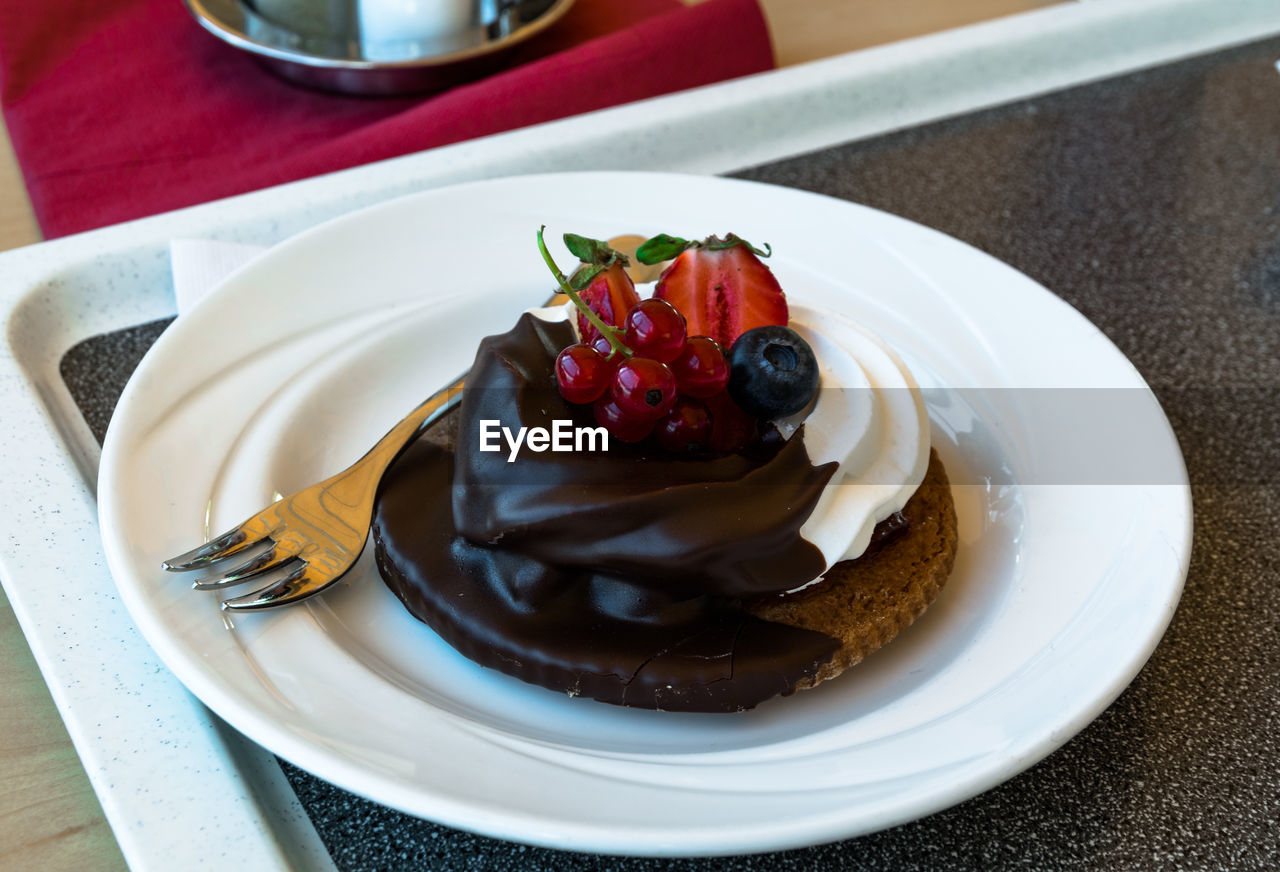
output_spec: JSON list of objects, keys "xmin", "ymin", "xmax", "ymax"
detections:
[{"xmin": 751, "ymin": 449, "xmax": 958, "ymax": 689}]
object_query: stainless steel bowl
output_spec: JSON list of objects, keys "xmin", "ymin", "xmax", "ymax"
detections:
[{"xmin": 183, "ymin": 0, "xmax": 575, "ymax": 96}]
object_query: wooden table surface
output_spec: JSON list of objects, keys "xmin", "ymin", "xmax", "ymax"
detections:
[{"xmin": 0, "ymin": 2, "xmax": 1056, "ymax": 869}]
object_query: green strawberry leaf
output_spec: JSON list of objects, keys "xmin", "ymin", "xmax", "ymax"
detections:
[
  {"xmin": 706, "ymin": 233, "xmax": 771, "ymax": 258},
  {"xmin": 568, "ymin": 263, "xmax": 606, "ymax": 291},
  {"xmin": 635, "ymin": 234, "xmax": 693, "ymax": 264},
  {"xmin": 563, "ymin": 233, "xmax": 619, "ymax": 266}
]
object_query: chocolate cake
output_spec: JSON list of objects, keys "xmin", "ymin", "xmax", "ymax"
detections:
[{"xmin": 371, "ymin": 314, "xmax": 957, "ymax": 712}]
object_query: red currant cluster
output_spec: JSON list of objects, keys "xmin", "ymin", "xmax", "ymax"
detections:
[{"xmin": 554, "ymin": 298, "xmax": 731, "ymax": 451}]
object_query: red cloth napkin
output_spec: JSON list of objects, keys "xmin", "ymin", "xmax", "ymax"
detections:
[{"xmin": 0, "ymin": 0, "xmax": 773, "ymax": 238}]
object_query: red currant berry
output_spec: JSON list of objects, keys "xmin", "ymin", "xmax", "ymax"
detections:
[
  {"xmin": 554, "ymin": 344, "xmax": 611, "ymax": 404},
  {"xmin": 623, "ymin": 299, "xmax": 687, "ymax": 363},
  {"xmin": 671, "ymin": 335, "xmax": 729, "ymax": 398},
  {"xmin": 591, "ymin": 334, "xmax": 626, "ymax": 367},
  {"xmin": 656, "ymin": 398, "xmax": 712, "ymax": 453},
  {"xmin": 611, "ymin": 357, "xmax": 678, "ymax": 420},
  {"xmin": 593, "ymin": 397, "xmax": 654, "ymax": 443}
]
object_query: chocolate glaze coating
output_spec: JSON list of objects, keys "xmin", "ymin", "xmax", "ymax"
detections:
[{"xmin": 451, "ymin": 314, "xmax": 838, "ymax": 599}]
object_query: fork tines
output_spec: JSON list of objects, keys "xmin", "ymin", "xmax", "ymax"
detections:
[{"xmin": 163, "ymin": 527, "xmax": 315, "ymax": 610}]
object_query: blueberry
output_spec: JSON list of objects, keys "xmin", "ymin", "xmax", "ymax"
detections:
[{"xmin": 727, "ymin": 326, "xmax": 819, "ymax": 419}]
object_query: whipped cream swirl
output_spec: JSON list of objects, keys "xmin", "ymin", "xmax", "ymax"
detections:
[{"xmin": 784, "ymin": 305, "xmax": 930, "ymax": 578}]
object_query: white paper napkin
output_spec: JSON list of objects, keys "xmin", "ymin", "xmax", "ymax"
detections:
[{"xmin": 170, "ymin": 238, "xmax": 268, "ymax": 314}]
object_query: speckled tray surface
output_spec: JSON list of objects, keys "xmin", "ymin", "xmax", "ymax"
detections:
[{"xmin": 57, "ymin": 35, "xmax": 1280, "ymax": 870}]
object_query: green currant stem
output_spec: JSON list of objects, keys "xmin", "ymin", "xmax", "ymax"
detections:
[{"xmin": 537, "ymin": 226, "xmax": 632, "ymax": 358}]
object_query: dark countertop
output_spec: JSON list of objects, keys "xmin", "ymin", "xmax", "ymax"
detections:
[{"xmin": 63, "ymin": 33, "xmax": 1280, "ymax": 872}]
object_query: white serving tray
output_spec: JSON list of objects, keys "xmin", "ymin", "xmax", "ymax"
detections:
[{"xmin": 1, "ymin": 1, "xmax": 1276, "ymax": 868}]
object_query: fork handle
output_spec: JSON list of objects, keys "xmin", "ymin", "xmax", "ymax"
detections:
[
  {"xmin": 310, "ymin": 292, "xmax": 576, "ymax": 513},
  {"xmin": 320, "ymin": 373, "xmax": 466, "ymax": 508},
  {"xmin": 315, "ymin": 293, "xmax": 573, "ymax": 511}
]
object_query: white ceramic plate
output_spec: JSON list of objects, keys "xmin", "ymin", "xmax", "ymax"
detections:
[{"xmin": 98, "ymin": 172, "xmax": 1191, "ymax": 856}]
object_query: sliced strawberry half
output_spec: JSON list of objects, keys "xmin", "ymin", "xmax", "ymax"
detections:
[
  {"xmin": 573, "ymin": 260, "xmax": 639, "ymax": 343},
  {"xmin": 560, "ymin": 233, "xmax": 640, "ymax": 343},
  {"xmin": 642, "ymin": 234, "xmax": 788, "ymax": 350}
]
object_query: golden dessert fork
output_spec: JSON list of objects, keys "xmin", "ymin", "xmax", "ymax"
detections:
[{"xmin": 162, "ymin": 378, "xmax": 464, "ymax": 610}]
